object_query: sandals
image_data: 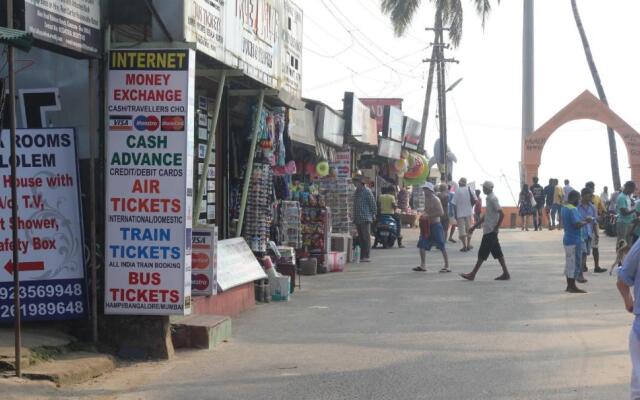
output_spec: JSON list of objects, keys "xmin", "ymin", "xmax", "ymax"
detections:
[
  {"xmin": 439, "ymin": 267, "xmax": 451, "ymax": 273},
  {"xmin": 412, "ymin": 266, "xmax": 427, "ymax": 272}
]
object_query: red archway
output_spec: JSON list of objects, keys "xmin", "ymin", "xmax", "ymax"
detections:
[{"xmin": 522, "ymin": 90, "xmax": 640, "ymax": 185}]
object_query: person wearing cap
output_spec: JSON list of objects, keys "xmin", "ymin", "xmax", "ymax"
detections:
[
  {"xmin": 451, "ymin": 177, "xmax": 477, "ymax": 252},
  {"xmin": 413, "ymin": 181, "xmax": 450, "ymax": 273},
  {"xmin": 353, "ymin": 176, "xmax": 377, "ymax": 262},
  {"xmin": 460, "ymin": 181, "xmax": 510, "ymax": 281}
]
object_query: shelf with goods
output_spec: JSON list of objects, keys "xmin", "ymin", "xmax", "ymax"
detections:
[
  {"xmin": 243, "ymin": 162, "xmax": 273, "ymax": 254},
  {"xmin": 276, "ymin": 200, "xmax": 302, "ymax": 249},
  {"xmin": 299, "ymin": 205, "xmax": 331, "ymax": 269}
]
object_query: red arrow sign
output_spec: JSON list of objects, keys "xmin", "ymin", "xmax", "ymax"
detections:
[{"xmin": 4, "ymin": 261, "xmax": 45, "ymax": 274}]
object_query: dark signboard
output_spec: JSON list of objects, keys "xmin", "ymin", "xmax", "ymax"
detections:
[{"xmin": 383, "ymin": 105, "xmax": 404, "ymax": 142}]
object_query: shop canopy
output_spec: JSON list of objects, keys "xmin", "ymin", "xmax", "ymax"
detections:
[{"xmin": 0, "ymin": 27, "xmax": 33, "ymax": 51}]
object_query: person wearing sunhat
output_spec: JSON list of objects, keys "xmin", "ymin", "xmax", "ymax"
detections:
[
  {"xmin": 413, "ymin": 181, "xmax": 450, "ymax": 273},
  {"xmin": 460, "ymin": 181, "xmax": 511, "ymax": 281},
  {"xmin": 353, "ymin": 175, "xmax": 377, "ymax": 262}
]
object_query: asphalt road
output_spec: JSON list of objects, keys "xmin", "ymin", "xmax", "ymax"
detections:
[{"xmin": 5, "ymin": 228, "xmax": 635, "ymax": 399}]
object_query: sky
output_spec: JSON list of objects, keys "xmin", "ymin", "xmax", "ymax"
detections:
[{"xmin": 299, "ymin": 0, "xmax": 640, "ymax": 205}]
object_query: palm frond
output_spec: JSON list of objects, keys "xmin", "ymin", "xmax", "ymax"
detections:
[
  {"xmin": 381, "ymin": 0, "xmax": 422, "ymax": 37},
  {"xmin": 442, "ymin": 0, "xmax": 463, "ymax": 47},
  {"xmin": 473, "ymin": 0, "xmax": 499, "ymax": 28}
]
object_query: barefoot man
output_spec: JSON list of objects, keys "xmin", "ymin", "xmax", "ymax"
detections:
[
  {"xmin": 413, "ymin": 182, "xmax": 450, "ymax": 273},
  {"xmin": 460, "ymin": 181, "xmax": 510, "ymax": 281}
]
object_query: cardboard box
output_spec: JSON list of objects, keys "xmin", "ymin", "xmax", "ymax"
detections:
[
  {"xmin": 270, "ymin": 276, "xmax": 291, "ymax": 301},
  {"xmin": 331, "ymin": 234, "xmax": 353, "ymax": 262},
  {"xmin": 327, "ymin": 251, "xmax": 346, "ymax": 272}
]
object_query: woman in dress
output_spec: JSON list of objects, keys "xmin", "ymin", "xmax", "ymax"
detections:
[{"xmin": 518, "ymin": 184, "xmax": 534, "ymax": 231}]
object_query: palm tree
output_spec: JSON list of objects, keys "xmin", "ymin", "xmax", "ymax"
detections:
[
  {"xmin": 570, "ymin": 0, "xmax": 621, "ymax": 190},
  {"xmin": 381, "ymin": 0, "xmax": 499, "ymax": 173}
]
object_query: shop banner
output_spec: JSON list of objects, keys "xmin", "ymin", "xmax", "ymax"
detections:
[
  {"xmin": 25, "ymin": 0, "xmax": 101, "ymax": 57},
  {"xmin": 402, "ymin": 116, "xmax": 421, "ymax": 151},
  {"xmin": 0, "ymin": 128, "xmax": 86, "ymax": 322},
  {"xmin": 382, "ymin": 105, "xmax": 404, "ymax": 142},
  {"xmin": 184, "ymin": 0, "xmax": 225, "ymax": 62},
  {"xmin": 316, "ymin": 106, "xmax": 344, "ymax": 147},
  {"xmin": 289, "ymin": 109, "xmax": 315, "ymax": 147},
  {"xmin": 224, "ymin": 0, "xmax": 281, "ymax": 88},
  {"xmin": 344, "ymin": 92, "xmax": 378, "ymax": 147},
  {"xmin": 192, "ymin": 227, "xmax": 217, "ymax": 296},
  {"xmin": 216, "ymin": 238, "xmax": 266, "ymax": 291},
  {"xmin": 360, "ymin": 98, "xmax": 403, "ymax": 134},
  {"xmin": 378, "ymin": 137, "xmax": 402, "ymax": 160},
  {"xmin": 280, "ymin": 0, "xmax": 303, "ymax": 98},
  {"xmin": 105, "ymin": 49, "xmax": 195, "ymax": 315}
]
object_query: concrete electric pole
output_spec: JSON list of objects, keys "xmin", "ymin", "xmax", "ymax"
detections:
[{"xmin": 521, "ymin": 0, "xmax": 534, "ymax": 184}]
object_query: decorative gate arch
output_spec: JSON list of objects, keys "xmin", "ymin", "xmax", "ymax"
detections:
[{"xmin": 522, "ymin": 90, "xmax": 640, "ymax": 185}]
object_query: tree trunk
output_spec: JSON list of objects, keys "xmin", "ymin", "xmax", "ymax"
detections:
[
  {"xmin": 571, "ymin": 0, "xmax": 621, "ymax": 189},
  {"xmin": 418, "ymin": 8, "xmax": 443, "ymax": 153}
]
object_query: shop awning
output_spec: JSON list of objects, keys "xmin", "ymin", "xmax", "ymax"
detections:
[
  {"xmin": 289, "ymin": 108, "xmax": 316, "ymax": 148},
  {"xmin": 0, "ymin": 27, "xmax": 33, "ymax": 51}
]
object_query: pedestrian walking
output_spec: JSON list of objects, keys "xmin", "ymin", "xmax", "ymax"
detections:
[
  {"xmin": 451, "ymin": 177, "xmax": 477, "ymax": 252},
  {"xmin": 561, "ymin": 190, "xmax": 592, "ymax": 293},
  {"xmin": 601, "ymin": 185, "xmax": 610, "ymax": 210},
  {"xmin": 447, "ymin": 183, "xmax": 458, "ymax": 243},
  {"xmin": 554, "ymin": 179, "xmax": 565, "ymax": 229},
  {"xmin": 459, "ymin": 181, "xmax": 510, "ymax": 281},
  {"xmin": 437, "ymin": 184, "xmax": 450, "ymax": 236},
  {"xmin": 413, "ymin": 182, "xmax": 450, "ymax": 273},
  {"xmin": 544, "ymin": 178, "xmax": 556, "ymax": 230},
  {"xmin": 617, "ymin": 181, "xmax": 637, "ymax": 246},
  {"xmin": 474, "ymin": 189, "xmax": 482, "ymax": 226},
  {"xmin": 563, "ymin": 179, "xmax": 574, "ymax": 203},
  {"xmin": 615, "ymin": 238, "xmax": 640, "ymax": 399},
  {"xmin": 578, "ymin": 188, "xmax": 606, "ymax": 277},
  {"xmin": 353, "ymin": 176, "xmax": 377, "ymax": 263},
  {"xmin": 531, "ymin": 176, "xmax": 545, "ymax": 231},
  {"xmin": 518, "ymin": 184, "xmax": 534, "ymax": 231}
]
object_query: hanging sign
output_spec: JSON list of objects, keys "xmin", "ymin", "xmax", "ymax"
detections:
[
  {"xmin": 402, "ymin": 116, "xmax": 421, "ymax": 151},
  {"xmin": 360, "ymin": 98, "xmax": 403, "ymax": 134},
  {"xmin": 105, "ymin": 49, "xmax": 196, "ymax": 315},
  {"xmin": 0, "ymin": 128, "xmax": 87, "ymax": 322},
  {"xmin": 192, "ymin": 227, "xmax": 217, "ymax": 296},
  {"xmin": 24, "ymin": 0, "xmax": 101, "ymax": 58},
  {"xmin": 343, "ymin": 92, "xmax": 378, "ymax": 146},
  {"xmin": 280, "ymin": 0, "xmax": 303, "ymax": 98},
  {"xmin": 382, "ymin": 105, "xmax": 404, "ymax": 142},
  {"xmin": 184, "ymin": 0, "xmax": 225, "ymax": 62}
]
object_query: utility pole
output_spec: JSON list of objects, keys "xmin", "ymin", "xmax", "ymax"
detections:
[
  {"xmin": 521, "ymin": 0, "xmax": 534, "ymax": 184},
  {"xmin": 424, "ymin": 21, "xmax": 459, "ymax": 181},
  {"xmin": 418, "ymin": 8, "xmax": 443, "ymax": 153}
]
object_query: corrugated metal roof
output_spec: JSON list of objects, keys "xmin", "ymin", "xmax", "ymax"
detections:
[{"xmin": 0, "ymin": 27, "xmax": 33, "ymax": 51}]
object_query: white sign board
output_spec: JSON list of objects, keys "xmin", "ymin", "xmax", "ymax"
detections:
[
  {"xmin": 280, "ymin": 0, "xmax": 303, "ymax": 98},
  {"xmin": 105, "ymin": 49, "xmax": 195, "ymax": 315},
  {"xmin": 25, "ymin": 0, "xmax": 101, "ymax": 57},
  {"xmin": 0, "ymin": 128, "xmax": 86, "ymax": 322},
  {"xmin": 216, "ymin": 238, "xmax": 267, "ymax": 291},
  {"xmin": 184, "ymin": 0, "xmax": 225, "ymax": 61},
  {"xmin": 192, "ymin": 227, "xmax": 217, "ymax": 296}
]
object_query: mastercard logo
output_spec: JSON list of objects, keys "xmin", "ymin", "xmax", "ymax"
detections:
[
  {"xmin": 192, "ymin": 274, "xmax": 210, "ymax": 291},
  {"xmin": 161, "ymin": 115, "xmax": 185, "ymax": 131},
  {"xmin": 192, "ymin": 253, "xmax": 210, "ymax": 269},
  {"xmin": 134, "ymin": 115, "xmax": 160, "ymax": 131}
]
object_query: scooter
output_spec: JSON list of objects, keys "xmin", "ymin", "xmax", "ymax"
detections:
[{"xmin": 373, "ymin": 214, "xmax": 399, "ymax": 249}]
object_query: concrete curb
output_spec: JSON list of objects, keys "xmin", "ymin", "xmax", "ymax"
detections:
[{"xmin": 22, "ymin": 351, "xmax": 117, "ymax": 386}]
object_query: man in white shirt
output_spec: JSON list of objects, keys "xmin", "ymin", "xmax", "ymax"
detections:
[{"xmin": 451, "ymin": 177, "xmax": 477, "ymax": 252}]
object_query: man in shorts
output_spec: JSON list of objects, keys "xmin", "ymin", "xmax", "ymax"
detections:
[
  {"xmin": 413, "ymin": 182, "xmax": 450, "ymax": 273},
  {"xmin": 451, "ymin": 177, "xmax": 476, "ymax": 252},
  {"xmin": 561, "ymin": 190, "xmax": 592, "ymax": 293},
  {"xmin": 459, "ymin": 181, "xmax": 510, "ymax": 281}
]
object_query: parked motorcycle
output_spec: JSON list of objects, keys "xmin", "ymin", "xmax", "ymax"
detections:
[{"xmin": 373, "ymin": 214, "xmax": 399, "ymax": 249}]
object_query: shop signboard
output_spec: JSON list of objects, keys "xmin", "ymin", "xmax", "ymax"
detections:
[
  {"xmin": 192, "ymin": 227, "xmax": 217, "ymax": 296},
  {"xmin": 343, "ymin": 92, "xmax": 378, "ymax": 146},
  {"xmin": 289, "ymin": 108, "xmax": 315, "ymax": 147},
  {"xmin": 333, "ymin": 150, "xmax": 351, "ymax": 178},
  {"xmin": 377, "ymin": 137, "xmax": 402, "ymax": 160},
  {"xmin": 316, "ymin": 106, "xmax": 344, "ymax": 147},
  {"xmin": 184, "ymin": 0, "xmax": 225, "ymax": 62},
  {"xmin": 105, "ymin": 49, "xmax": 195, "ymax": 315},
  {"xmin": 224, "ymin": 0, "xmax": 281, "ymax": 89},
  {"xmin": 360, "ymin": 98, "xmax": 403, "ymax": 134},
  {"xmin": 382, "ymin": 105, "xmax": 404, "ymax": 142},
  {"xmin": 402, "ymin": 116, "xmax": 421, "ymax": 151},
  {"xmin": 24, "ymin": 0, "xmax": 101, "ymax": 58},
  {"xmin": 216, "ymin": 238, "xmax": 267, "ymax": 291},
  {"xmin": 280, "ymin": 0, "xmax": 303, "ymax": 98},
  {"xmin": 0, "ymin": 128, "xmax": 87, "ymax": 322}
]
